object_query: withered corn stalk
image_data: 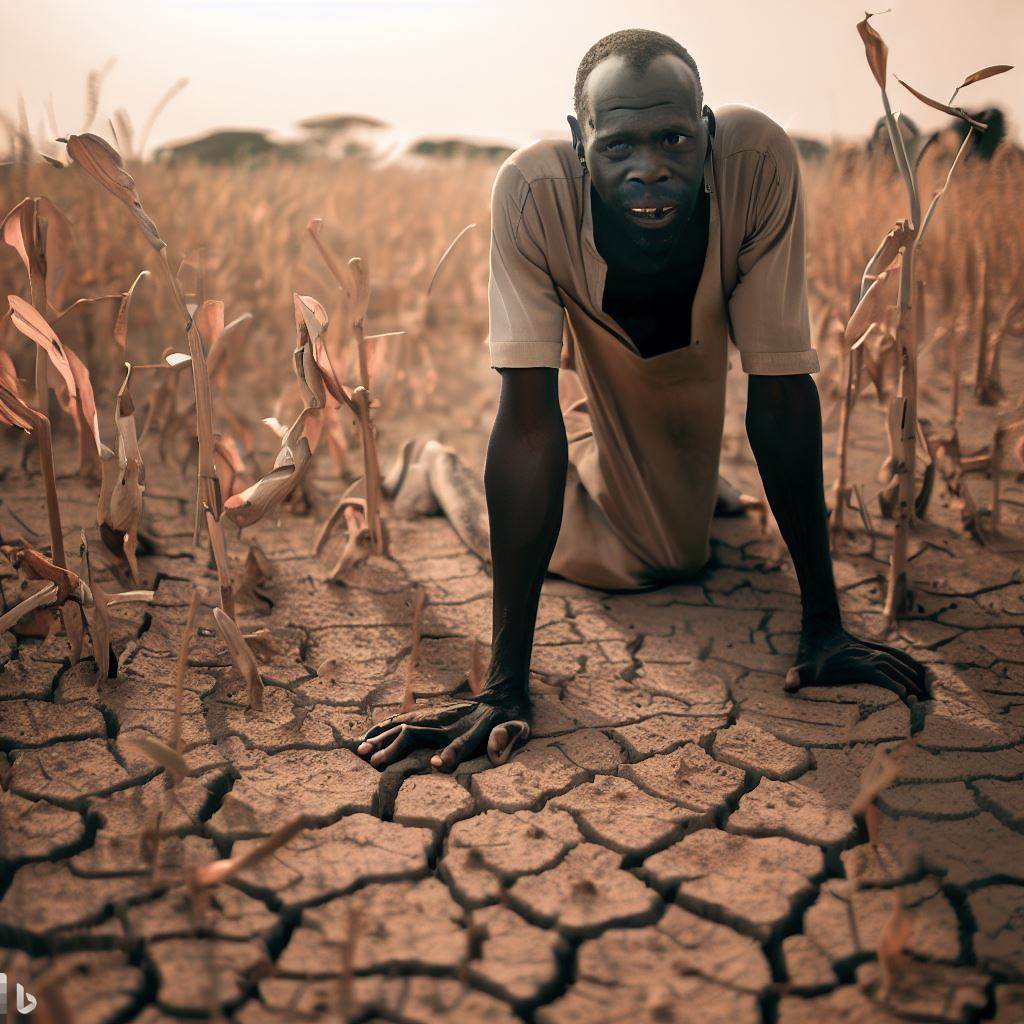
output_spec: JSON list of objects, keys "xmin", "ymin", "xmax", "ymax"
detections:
[
  {"xmin": 854, "ymin": 14, "xmax": 1009, "ymax": 622},
  {"xmin": 60, "ymin": 132, "xmax": 235, "ymax": 617},
  {"xmin": 306, "ymin": 221, "xmax": 387, "ymax": 555},
  {"xmin": 0, "ymin": 347, "xmax": 86, "ymax": 654}
]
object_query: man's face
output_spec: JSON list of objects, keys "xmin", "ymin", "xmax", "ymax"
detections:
[{"xmin": 569, "ymin": 53, "xmax": 708, "ymax": 249}]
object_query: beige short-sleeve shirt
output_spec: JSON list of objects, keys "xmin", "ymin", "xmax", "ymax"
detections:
[
  {"xmin": 484, "ymin": 104, "xmax": 820, "ymax": 590},
  {"xmin": 486, "ymin": 103, "xmax": 820, "ymax": 376}
]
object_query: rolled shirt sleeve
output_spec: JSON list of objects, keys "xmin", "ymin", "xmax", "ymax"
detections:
[
  {"xmin": 726, "ymin": 125, "xmax": 820, "ymax": 375},
  {"xmin": 486, "ymin": 160, "xmax": 565, "ymax": 369}
]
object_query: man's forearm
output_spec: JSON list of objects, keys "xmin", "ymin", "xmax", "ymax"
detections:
[
  {"xmin": 483, "ymin": 371, "xmax": 567, "ymax": 698},
  {"xmin": 745, "ymin": 373, "xmax": 841, "ymax": 631}
]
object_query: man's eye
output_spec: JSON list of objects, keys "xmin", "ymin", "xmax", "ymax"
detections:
[
  {"xmin": 664, "ymin": 133, "xmax": 688, "ymax": 148},
  {"xmin": 605, "ymin": 141, "xmax": 628, "ymax": 153}
]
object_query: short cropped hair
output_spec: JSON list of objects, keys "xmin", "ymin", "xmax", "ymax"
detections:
[{"xmin": 573, "ymin": 29, "xmax": 703, "ymax": 134}]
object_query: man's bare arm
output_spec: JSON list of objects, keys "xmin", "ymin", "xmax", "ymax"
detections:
[
  {"xmin": 357, "ymin": 367, "xmax": 566, "ymax": 770},
  {"xmin": 745, "ymin": 373, "xmax": 928, "ymax": 703}
]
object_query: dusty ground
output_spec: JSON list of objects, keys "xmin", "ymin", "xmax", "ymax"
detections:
[{"xmin": 0, "ymin": 336, "xmax": 1023, "ymax": 1024}]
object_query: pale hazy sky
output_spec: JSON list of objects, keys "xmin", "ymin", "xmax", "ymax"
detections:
[{"xmin": 2, "ymin": 0, "xmax": 1021, "ymax": 154}]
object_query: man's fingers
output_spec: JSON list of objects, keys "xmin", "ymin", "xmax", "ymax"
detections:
[
  {"xmin": 357, "ymin": 724, "xmax": 403, "ymax": 757},
  {"xmin": 857, "ymin": 636, "xmax": 928, "ymax": 681},
  {"xmin": 360, "ymin": 717, "xmax": 403, "ymax": 744},
  {"xmin": 369, "ymin": 724, "xmax": 446, "ymax": 769},
  {"xmin": 487, "ymin": 719, "xmax": 531, "ymax": 766},
  {"xmin": 866, "ymin": 661, "xmax": 911, "ymax": 702},
  {"xmin": 430, "ymin": 713, "xmax": 492, "ymax": 773}
]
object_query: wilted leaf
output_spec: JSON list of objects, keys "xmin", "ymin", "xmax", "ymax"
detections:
[
  {"xmin": 212, "ymin": 606, "xmax": 263, "ymax": 710},
  {"xmin": 895, "ymin": 78, "xmax": 989, "ymax": 130},
  {"xmin": 207, "ymin": 311, "xmax": 254, "ymax": 383},
  {"xmin": 863, "ymin": 220, "xmax": 912, "ymax": 282},
  {"xmin": 960, "ymin": 64, "xmax": 1013, "ymax": 88},
  {"xmin": 112, "ymin": 270, "xmax": 149, "ymax": 350},
  {"xmin": 224, "ymin": 408, "xmax": 314, "ymax": 528},
  {"xmin": 8, "ymin": 294, "xmax": 77, "ymax": 398},
  {"xmin": 1, "ymin": 198, "xmax": 41, "ymax": 287},
  {"xmin": 856, "ymin": 12, "xmax": 889, "ymax": 90},
  {"xmin": 0, "ymin": 581, "xmax": 59, "ymax": 634},
  {"xmin": 63, "ymin": 133, "xmax": 166, "ymax": 250},
  {"xmin": 123, "ymin": 734, "xmax": 191, "ymax": 781},
  {"xmin": 35, "ymin": 197, "xmax": 76, "ymax": 310},
  {"xmin": 0, "ymin": 374, "xmax": 37, "ymax": 432},
  {"xmin": 78, "ymin": 530, "xmax": 112, "ymax": 682},
  {"xmin": 191, "ymin": 815, "xmax": 307, "ymax": 888},
  {"xmin": 1, "ymin": 544, "xmax": 91, "ymax": 605},
  {"xmin": 426, "ymin": 222, "xmax": 476, "ymax": 296},
  {"xmin": 846, "ymin": 268, "xmax": 897, "ymax": 344},
  {"xmin": 57, "ymin": 342, "xmax": 103, "ymax": 481}
]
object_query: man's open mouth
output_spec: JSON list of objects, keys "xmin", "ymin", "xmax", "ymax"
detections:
[{"xmin": 626, "ymin": 204, "xmax": 678, "ymax": 225}]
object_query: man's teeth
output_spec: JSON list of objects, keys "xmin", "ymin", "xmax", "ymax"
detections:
[{"xmin": 629, "ymin": 206, "xmax": 674, "ymax": 218}]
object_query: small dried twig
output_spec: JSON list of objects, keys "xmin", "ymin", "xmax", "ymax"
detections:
[
  {"xmin": 190, "ymin": 814, "xmax": 308, "ymax": 888},
  {"xmin": 877, "ymin": 892, "xmax": 913, "ymax": 998},
  {"xmin": 172, "ymin": 591, "xmax": 202, "ymax": 755},
  {"xmin": 401, "ymin": 589, "xmax": 427, "ymax": 713}
]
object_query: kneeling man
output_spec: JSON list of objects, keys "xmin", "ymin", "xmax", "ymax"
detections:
[{"xmin": 358, "ymin": 28, "xmax": 927, "ymax": 772}]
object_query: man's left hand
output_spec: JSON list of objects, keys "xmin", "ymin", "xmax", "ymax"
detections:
[{"xmin": 786, "ymin": 622, "xmax": 930, "ymax": 703}]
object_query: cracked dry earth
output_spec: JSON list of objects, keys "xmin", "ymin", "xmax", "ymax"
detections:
[{"xmin": 1, "ymin": 364, "xmax": 1024, "ymax": 1023}]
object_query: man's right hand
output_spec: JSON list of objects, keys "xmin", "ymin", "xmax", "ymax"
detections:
[{"xmin": 356, "ymin": 681, "xmax": 531, "ymax": 772}]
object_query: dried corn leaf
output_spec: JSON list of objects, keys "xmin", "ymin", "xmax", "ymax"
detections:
[
  {"xmin": 0, "ymin": 581, "xmax": 58, "ymax": 634},
  {"xmin": 123, "ymin": 734, "xmax": 191, "ymax": 782},
  {"xmin": 35, "ymin": 197, "xmax": 76, "ymax": 311},
  {"xmin": 856, "ymin": 12, "xmax": 889, "ymax": 90},
  {"xmin": 426, "ymin": 222, "xmax": 476, "ymax": 296},
  {"xmin": 78, "ymin": 530, "xmax": 112, "ymax": 681},
  {"xmin": 863, "ymin": 221, "xmax": 912, "ymax": 282},
  {"xmin": 846, "ymin": 269, "xmax": 896, "ymax": 344},
  {"xmin": 57, "ymin": 342, "xmax": 103, "ymax": 480},
  {"xmin": 63, "ymin": 133, "xmax": 166, "ymax": 250},
  {"xmin": 1, "ymin": 197, "xmax": 41, "ymax": 286},
  {"xmin": 960, "ymin": 64, "xmax": 1013, "ymax": 88},
  {"xmin": 0, "ymin": 375, "xmax": 37, "ymax": 432},
  {"xmin": 241, "ymin": 628, "xmax": 279, "ymax": 663},
  {"xmin": 223, "ymin": 408, "xmax": 313, "ymax": 528},
  {"xmin": 191, "ymin": 814, "xmax": 307, "ymax": 888},
  {"xmin": 8, "ymin": 294, "xmax": 77, "ymax": 398},
  {"xmin": 2, "ymin": 544, "xmax": 91, "ymax": 605},
  {"xmin": 112, "ymin": 270, "xmax": 149, "ymax": 350},
  {"xmin": 207, "ymin": 311, "xmax": 254, "ymax": 383},
  {"xmin": 895, "ymin": 77, "xmax": 989, "ymax": 130},
  {"xmin": 212, "ymin": 606, "xmax": 263, "ymax": 710}
]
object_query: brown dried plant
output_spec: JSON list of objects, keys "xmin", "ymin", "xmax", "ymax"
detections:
[
  {"xmin": 61, "ymin": 132, "xmax": 235, "ymax": 616},
  {"xmin": 853, "ymin": 13, "xmax": 1012, "ymax": 622}
]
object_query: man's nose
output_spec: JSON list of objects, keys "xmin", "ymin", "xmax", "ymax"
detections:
[{"xmin": 627, "ymin": 154, "xmax": 671, "ymax": 185}]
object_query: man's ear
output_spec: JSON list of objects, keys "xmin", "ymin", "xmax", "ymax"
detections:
[
  {"xmin": 702, "ymin": 104, "xmax": 716, "ymax": 138},
  {"xmin": 566, "ymin": 114, "xmax": 585, "ymax": 159}
]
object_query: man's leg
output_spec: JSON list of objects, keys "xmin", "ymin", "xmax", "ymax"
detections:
[
  {"xmin": 383, "ymin": 440, "xmax": 491, "ymax": 563},
  {"xmin": 383, "ymin": 437, "xmax": 752, "ymax": 559}
]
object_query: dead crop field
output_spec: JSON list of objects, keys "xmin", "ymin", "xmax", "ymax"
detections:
[{"xmin": 0, "ymin": 115, "xmax": 1023, "ymax": 1023}]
